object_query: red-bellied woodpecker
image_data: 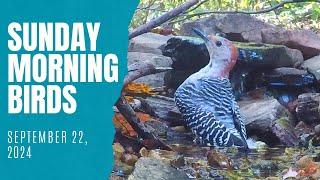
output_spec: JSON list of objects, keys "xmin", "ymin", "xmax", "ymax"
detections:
[{"xmin": 174, "ymin": 28, "xmax": 248, "ymax": 148}]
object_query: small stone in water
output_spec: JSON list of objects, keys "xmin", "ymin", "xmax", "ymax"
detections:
[
  {"xmin": 171, "ymin": 126, "xmax": 187, "ymax": 133},
  {"xmin": 120, "ymin": 153, "xmax": 139, "ymax": 166},
  {"xmin": 207, "ymin": 150, "xmax": 232, "ymax": 169},
  {"xmin": 139, "ymin": 147, "xmax": 149, "ymax": 157},
  {"xmin": 314, "ymin": 124, "xmax": 320, "ymax": 135},
  {"xmin": 170, "ymin": 155, "xmax": 185, "ymax": 168}
]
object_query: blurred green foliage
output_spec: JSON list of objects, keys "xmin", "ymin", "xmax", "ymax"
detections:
[{"xmin": 130, "ymin": 0, "xmax": 320, "ymax": 32}]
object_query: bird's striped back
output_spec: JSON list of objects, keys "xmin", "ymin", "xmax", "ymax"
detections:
[{"xmin": 174, "ymin": 77, "xmax": 247, "ymax": 147}]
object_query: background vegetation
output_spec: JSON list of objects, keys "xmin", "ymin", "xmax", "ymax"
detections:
[{"xmin": 130, "ymin": 0, "xmax": 320, "ymax": 32}]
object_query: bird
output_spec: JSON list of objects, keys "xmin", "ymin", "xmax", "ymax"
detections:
[{"xmin": 174, "ymin": 28, "xmax": 248, "ymax": 148}]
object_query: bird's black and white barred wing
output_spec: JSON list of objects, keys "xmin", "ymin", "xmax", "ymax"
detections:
[
  {"xmin": 231, "ymin": 99, "xmax": 247, "ymax": 140},
  {"xmin": 174, "ymin": 78, "xmax": 247, "ymax": 147}
]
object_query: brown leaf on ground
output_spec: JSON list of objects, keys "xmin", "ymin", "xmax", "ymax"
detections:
[{"xmin": 297, "ymin": 156, "xmax": 319, "ymax": 177}]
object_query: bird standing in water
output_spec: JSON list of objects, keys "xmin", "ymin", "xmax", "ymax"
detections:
[{"xmin": 174, "ymin": 28, "xmax": 248, "ymax": 148}]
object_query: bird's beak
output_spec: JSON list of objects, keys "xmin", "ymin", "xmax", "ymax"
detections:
[{"xmin": 192, "ymin": 28, "xmax": 210, "ymax": 42}]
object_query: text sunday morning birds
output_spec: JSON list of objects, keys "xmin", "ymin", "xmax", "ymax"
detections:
[{"xmin": 8, "ymin": 22, "xmax": 119, "ymax": 114}]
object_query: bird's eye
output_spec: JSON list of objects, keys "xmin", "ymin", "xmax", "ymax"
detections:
[{"xmin": 216, "ymin": 41, "xmax": 222, "ymax": 47}]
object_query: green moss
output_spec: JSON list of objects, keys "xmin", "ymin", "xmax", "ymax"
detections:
[
  {"xmin": 276, "ymin": 117, "xmax": 292, "ymax": 128},
  {"xmin": 234, "ymin": 42, "xmax": 284, "ymax": 50}
]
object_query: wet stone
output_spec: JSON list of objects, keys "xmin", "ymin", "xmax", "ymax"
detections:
[
  {"xmin": 162, "ymin": 36, "xmax": 304, "ymax": 94},
  {"xmin": 296, "ymin": 93, "xmax": 320, "ymax": 124},
  {"xmin": 302, "ymin": 55, "xmax": 320, "ymax": 82},
  {"xmin": 251, "ymin": 160, "xmax": 278, "ymax": 177},
  {"xmin": 139, "ymin": 96, "xmax": 181, "ymax": 124},
  {"xmin": 264, "ymin": 67, "xmax": 315, "ymax": 88},
  {"xmin": 128, "ymin": 157, "xmax": 189, "ymax": 180},
  {"xmin": 239, "ymin": 97, "xmax": 291, "ymax": 145},
  {"xmin": 271, "ymin": 118, "xmax": 299, "ymax": 146}
]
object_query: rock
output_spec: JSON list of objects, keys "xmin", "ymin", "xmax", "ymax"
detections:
[
  {"xmin": 295, "ymin": 121, "xmax": 313, "ymax": 146},
  {"xmin": 207, "ymin": 150, "xmax": 232, "ymax": 169},
  {"xmin": 162, "ymin": 37, "xmax": 209, "ymax": 71},
  {"xmin": 239, "ymin": 97, "xmax": 291, "ymax": 145},
  {"xmin": 128, "ymin": 32, "xmax": 172, "ymax": 55},
  {"xmin": 181, "ymin": 14, "xmax": 320, "ymax": 58},
  {"xmin": 144, "ymin": 120, "xmax": 168, "ymax": 138},
  {"xmin": 264, "ymin": 67, "xmax": 315, "ymax": 87},
  {"xmin": 261, "ymin": 28, "xmax": 320, "ymax": 59},
  {"xmin": 181, "ymin": 14, "xmax": 273, "ymax": 42},
  {"xmin": 247, "ymin": 139, "xmax": 268, "ymax": 149},
  {"xmin": 121, "ymin": 153, "xmax": 139, "ymax": 166},
  {"xmin": 162, "ymin": 36, "xmax": 303, "ymax": 92},
  {"xmin": 271, "ymin": 118, "xmax": 299, "ymax": 146},
  {"xmin": 139, "ymin": 96, "xmax": 182, "ymax": 124},
  {"xmin": 315, "ymin": 124, "xmax": 320, "ymax": 135},
  {"xmin": 273, "ymin": 92, "xmax": 300, "ymax": 112},
  {"xmin": 286, "ymin": 99, "xmax": 299, "ymax": 113},
  {"xmin": 251, "ymin": 160, "xmax": 278, "ymax": 177},
  {"xmin": 139, "ymin": 147, "xmax": 149, "ymax": 157},
  {"xmin": 122, "ymin": 164, "xmax": 135, "ymax": 176},
  {"xmin": 170, "ymin": 155, "xmax": 185, "ymax": 168},
  {"xmin": 171, "ymin": 126, "xmax": 187, "ymax": 133},
  {"xmin": 302, "ymin": 55, "xmax": 320, "ymax": 81},
  {"xmin": 166, "ymin": 128, "xmax": 194, "ymax": 144},
  {"xmin": 163, "ymin": 36, "xmax": 303, "ymax": 71},
  {"xmin": 127, "ymin": 52, "xmax": 172, "ymax": 87},
  {"xmin": 128, "ymin": 157, "xmax": 189, "ymax": 180},
  {"xmin": 296, "ymin": 93, "xmax": 320, "ymax": 124},
  {"xmin": 148, "ymin": 149, "xmax": 178, "ymax": 163},
  {"xmin": 110, "ymin": 174, "xmax": 126, "ymax": 180}
]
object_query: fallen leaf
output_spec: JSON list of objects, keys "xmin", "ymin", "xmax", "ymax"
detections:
[
  {"xmin": 113, "ymin": 113, "xmax": 137, "ymax": 137},
  {"xmin": 123, "ymin": 83, "xmax": 155, "ymax": 96},
  {"xmin": 296, "ymin": 155, "xmax": 319, "ymax": 177}
]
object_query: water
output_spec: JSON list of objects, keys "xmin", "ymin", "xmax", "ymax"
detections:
[{"xmin": 168, "ymin": 144, "xmax": 320, "ymax": 179}]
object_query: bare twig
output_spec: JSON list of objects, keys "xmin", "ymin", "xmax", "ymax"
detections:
[
  {"xmin": 136, "ymin": 7, "xmax": 167, "ymax": 13},
  {"xmin": 129, "ymin": 0, "xmax": 200, "ymax": 39},
  {"xmin": 136, "ymin": 0, "xmax": 157, "ymax": 11},
  {"xmin": 169, "ymin": 0, "xmax": 320, "ymax": 24},
  {"xmin": 184, "ymin": 0, "xmax": 209, "ymax": 14}
]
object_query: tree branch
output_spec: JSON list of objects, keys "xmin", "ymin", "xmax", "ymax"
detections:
[
  {"xmin": 129, "ymin": 0, "xmax": 200, "ymax": 39},
  {"xmin": 123, "ymin": 61, "xmax": 172, "ymax": 87},
  {"xmin": 184, "ymin": 0, "xmax": 209, "ymax": 14}
]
